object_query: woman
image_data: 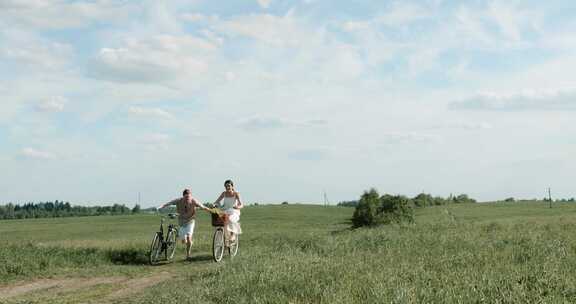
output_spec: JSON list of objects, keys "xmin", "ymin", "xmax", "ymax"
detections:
[{"xmin": 214, "ymin": 179, "xmax": 243, "ymax": 244}]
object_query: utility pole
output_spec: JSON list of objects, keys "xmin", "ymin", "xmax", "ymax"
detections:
[
  {"xmin": 548, "ymin": 187, "xmax": 552, "ymax": 208},
  {"xmin": 323, "ymin": 190, "xmax": 329, "ymax": 207},
  {"xmin": 138, "ymin": 192, "xmax": 141, "ymax": 206}
]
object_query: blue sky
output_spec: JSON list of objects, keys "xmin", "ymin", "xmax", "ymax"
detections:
[{"xmin": 1, "ymin": 0, "xmax": 576, "ymax": 206}]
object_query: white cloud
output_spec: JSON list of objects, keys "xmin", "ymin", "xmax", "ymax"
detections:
[
  {"xmin": 128, "ymin": 106, "xmax": 173, "ymax": 120},
  {"xmin": 181, "ymin": 13, "xmax": 220, "ymax": 23},
  {"xmin": 380, "ymin": 132, "xmax": 440, "ymax": 146},
  {"xmin": 434, "ymin": 121, "xmax": 493, "ymax": 130},
  {"xmin": 139, "ymin": 133, "xmax": 170, "ymax": 151},
  {"xmin": 487, "ymin": 1, "xmax": 543, "ymax": 42},
  {"xmin": 0, "ymin": 0, "xmax": 52, "ymax": 10},
  {"xmin": 257, "ymin": 0, "xmax": 272, "ymax": 9},
  {"xmin": 237, "ymin": 116, "xmax": 288, "ymax": 130},
  {"xmin": 0, "ymin": 32, "xmax": 73, "ymax": 69},
  {"xmin": 181, "ymin": 13, "xmax": 206, "ymax": 22},
  {"xmin": 214, "ymin": 14, "xmax": 306, "ymax": 47},
  {"xmin": 36, "ymin": 96, "xmax": 66, "ymax": 113},
  {"xmin": 450, "ymin": 88, "xmax": 576, "ymax": 111},
  {"xmin": 18, "ymin": 147, "xmax": 55, "ymax": 160},
  {"xmin": 237, "ymin": 116, "xmax": 327, "ymax": 131},
  {"xmin": 376, "ymin": 2, "xmax": 430, "ymax": 27},
  {"xmin": 90, "ymin": 35, "xmax": 217, "ymax": 83},
  {"xmin": 0, "ymin": 0, "xmax": 136, "ymax": 29},
  {"xmin": 288, "ymin": 148, "xmax": 329, "ymax": 161},
  {"xmin": 342, "ymin": 2, "xmax": 431, "ymax": 32}
]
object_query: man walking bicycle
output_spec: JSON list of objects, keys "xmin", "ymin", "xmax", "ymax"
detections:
[{"xmin": 157, "ymin": 188, "xmax": 210, "ymax": 260}]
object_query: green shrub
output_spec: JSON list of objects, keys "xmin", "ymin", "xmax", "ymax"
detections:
[
  {"xmin": 352, "ymin": 189, "xmax": 414, "ymax": 228},
  {"xmin": 352, "ymin": 189, "xmax": 380, "ymax": 227}
]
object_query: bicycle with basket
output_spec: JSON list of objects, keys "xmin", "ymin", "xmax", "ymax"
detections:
[{"xmin": 211, "ymin": 210, "xmax": 239, "ymax": 262}]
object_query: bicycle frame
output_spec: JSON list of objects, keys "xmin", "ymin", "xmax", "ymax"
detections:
[{"xmin": 149, "ymin": 213, "xmax": 178, "ymax": 265}]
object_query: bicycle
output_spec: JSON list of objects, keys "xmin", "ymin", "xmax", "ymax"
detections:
[
  {"xmin": 211, "ymin": 211, "xmax": 239, "ymax": 262},
  {"xmin": 149, "ymin": 213, "xmax": 178, "ymax": 265}
]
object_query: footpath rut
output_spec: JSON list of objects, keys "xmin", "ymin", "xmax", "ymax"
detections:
[{"xmin": 0, "ymin": 272, "xmax": 172, "ymax": 303}]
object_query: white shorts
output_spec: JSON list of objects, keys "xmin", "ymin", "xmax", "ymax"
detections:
[{"xmin": 178, "ymin": 220, "xmax": 195, "ymax": 240}]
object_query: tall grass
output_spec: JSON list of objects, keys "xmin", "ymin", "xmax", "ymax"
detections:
[
  {"xmin": 3, "ymin": 203, "xmax": 576, "ymax": 303},
  {"xmin": 124, "ymin": 205, "xmax": 576, "ymax": 303},
  {"xmin": 0, "ymin": 243, "xmax": 149, "ymax": 283}
]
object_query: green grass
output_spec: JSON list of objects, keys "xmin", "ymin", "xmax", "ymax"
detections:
[{"xmin": 2, "ymin": 203, "xmax": 576, "ymax": 303}]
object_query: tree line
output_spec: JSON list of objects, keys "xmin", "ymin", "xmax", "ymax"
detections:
[
  {"xmin": 338, "ymin": 192, "xmax": 476, "ymax": 208},
  {"xmin": 0, "ymin": 200, "xmax": 141, "ymax": 220}
]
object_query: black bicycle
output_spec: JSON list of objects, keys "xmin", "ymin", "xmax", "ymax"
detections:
[{"xmin": 149, "ymin": 213, "xmax": 178, "ymax": 265}]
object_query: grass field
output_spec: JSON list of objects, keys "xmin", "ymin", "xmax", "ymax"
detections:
[{"xmin": 2, "ymin": 202, "xmax": 576, "ymax": 303}]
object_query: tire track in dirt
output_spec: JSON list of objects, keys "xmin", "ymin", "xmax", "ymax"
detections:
[
  {"xmin": 0, "ymin": 277, "xmax": 123, "ymax": 300},
  {"xmin": 0, "ymin": 272, "xmax": 171, "ymax": 302},
  {"xmin": 100, "ymin": 271, "xmax": 173, "ymax": 302}
]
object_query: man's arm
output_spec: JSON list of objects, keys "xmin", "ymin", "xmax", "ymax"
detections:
[
  {"xmin": 157, "ymin": 199, "xmax": 178, "ymax": 210},
  {"xmin": 193, "ymin": 198, "xmax": 211, "ymax": 212}
]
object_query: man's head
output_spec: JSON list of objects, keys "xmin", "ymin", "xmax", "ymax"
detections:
[{"xmin": 182, "ymin": 188, "xmax": 191, "ymax": 200}]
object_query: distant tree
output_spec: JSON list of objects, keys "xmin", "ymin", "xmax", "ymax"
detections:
[
  {"xmin": 432, "ymin": 196, "xmax": 445, "ymax": 206},
  {"xmin": 504, "ymin": 197, "xmax": 515, "ymax": 202},
  {"xmin": 454, "ymin": 194, "xmax": 476, "ymax": 204},
  {"xmin": 413, "ymin": 193, "xmax": 433, "ymax": 207},
  {"xmin": 132, "ymin": 204, "xmax": 141, "ymax": 214},
  {"xmin": 337, "ymin": 200, "xmax": 358, "ymax": 207},
  {"xmin": 281, "ymin": 201, "xmax": 289, "ymax": 205}
]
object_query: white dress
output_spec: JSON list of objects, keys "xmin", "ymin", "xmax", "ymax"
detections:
[{"xmin": 222, "ymin": 196, "xmax": 242, "ymax": 234}]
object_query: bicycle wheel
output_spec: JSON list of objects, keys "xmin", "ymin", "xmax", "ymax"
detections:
[
  {"xmin": 229, "ymin": 234, "xmax": 239, "ymax": 257},
  {"xmin": 148, "ymin": 232, "xmax": 162, "ymax": 265},
  {"xmin": 212, "ymin": 228, "xmax": 225, "ymax": 262},
  {"xmin": 165, "ymin": 229, "xmax": 177, "ymax": 262}
]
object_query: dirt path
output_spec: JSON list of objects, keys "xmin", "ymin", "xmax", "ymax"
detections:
[
  {"xmin": 101, "ymin": 271, "xmax": 173, "ymax": 301},
  {"xmin": 0, "ymin": 272, "xmax": 172, "ymax": 302},
  {"xmin": 0, "ymin": 278, "xmax": 77, "ymax": 299}
]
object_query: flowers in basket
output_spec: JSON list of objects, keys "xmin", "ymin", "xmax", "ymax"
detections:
[{"xmin": 210, "ymin": 208, "xmax": 228, "ymax": 226}]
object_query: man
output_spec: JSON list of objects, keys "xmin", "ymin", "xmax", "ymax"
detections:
[{"xmin": 157, "ymin": 188, "xmax": 210, "ymax": 260}]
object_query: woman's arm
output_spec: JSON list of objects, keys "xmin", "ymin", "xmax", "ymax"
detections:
[
  {"xmin": 235, "ymin": 192, "xmax": 244, "ymax": 209},
  {"xmin": 214, "ymin": 192, "xmax": 224, "ymax": 207}
]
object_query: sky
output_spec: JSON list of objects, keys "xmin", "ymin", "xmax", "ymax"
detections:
[{"xmin": 1, "ymin": 0, "xmax": 576, "ymax": 206}]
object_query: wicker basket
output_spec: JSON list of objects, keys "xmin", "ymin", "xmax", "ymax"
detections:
[{"xmin": 211, "ymin": 213, "xmax": 228, "ymax": 227}]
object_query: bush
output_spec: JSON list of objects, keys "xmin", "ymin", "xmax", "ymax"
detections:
[
  {"xmin": 413, "ymin": 193, "xmax": 433, "ymax": 207},
  {"xmin": 337, "ymin": 200, "xmax": 358, "ymax": 207},
  {"xmin": 352, "ymin": 189, "xmax": 380, "ymax": 227},
  {"xmin": 453, "ymin": 194, "xmax": 476, "ymax": 204},
  {"xmin": 379, "ymin": 194, "xmax": 414, "ymax": 224},
  {"xmin": 352, "ymin": 189, "xmax": 414, "ymax": 228}
]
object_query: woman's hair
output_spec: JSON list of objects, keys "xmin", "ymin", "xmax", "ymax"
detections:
[{"xmin": 224, "ymin": 179, "xmax": 234, "ymax": 187}]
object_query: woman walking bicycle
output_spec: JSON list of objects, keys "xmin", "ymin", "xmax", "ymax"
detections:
[{"xmin": 213, "ymin": 180, "xmax": 243, "ymax": 246}]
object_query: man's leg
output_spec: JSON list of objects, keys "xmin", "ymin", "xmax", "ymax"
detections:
[{"xmin": 185, "ymin": 235, "xmax": 193, "ymax": 258}]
